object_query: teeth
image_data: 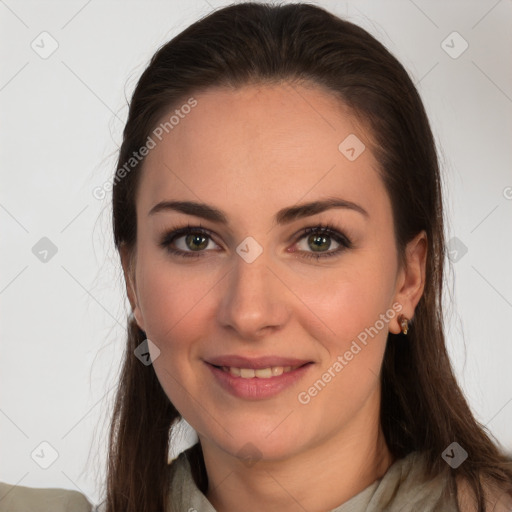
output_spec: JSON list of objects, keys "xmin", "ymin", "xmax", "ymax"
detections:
[
  {"xmin": 255, "ymin": 367, "xmax": 272, "ymax": 378},
  {"xmin": 222, "ymin": 365, "xmax": 301, "ymax": 379},
  {"xmin": 227, "ymin": 366, "xmax": 240, "ymax": 376},
  {"xmin": 271, "ymin": 366, "xmax": 283, "ymax": 376}
]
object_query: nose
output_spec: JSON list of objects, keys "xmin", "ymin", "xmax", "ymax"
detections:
[{"xmin": 216, "ymin": 250, "xmax": 291, "ymax": 340}]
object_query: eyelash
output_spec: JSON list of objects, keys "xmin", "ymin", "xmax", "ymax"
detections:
[{"xmin": 159, "ymin": 223, "xmax": 353, "ymax": 260}]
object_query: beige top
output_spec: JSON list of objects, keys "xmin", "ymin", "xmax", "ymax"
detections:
[{"xmin": 0, "ymin": 481, "xmax": 94, "ymax": 511}]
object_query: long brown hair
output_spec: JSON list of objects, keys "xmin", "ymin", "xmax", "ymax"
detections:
[{"xmin": 105, "ymin": 3, "xmax": 512, "ymax": 511}]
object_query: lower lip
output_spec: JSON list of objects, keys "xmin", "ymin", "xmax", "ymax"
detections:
[{"xmin": 206, "ymin": 362, "xmax": 313, "ymax": 400}]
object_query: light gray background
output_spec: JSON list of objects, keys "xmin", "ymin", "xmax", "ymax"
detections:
[{"xmin": 1, "ymin": 0, "xmax": 511, "ymax": 507}]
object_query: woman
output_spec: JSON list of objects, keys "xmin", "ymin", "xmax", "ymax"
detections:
[
  {"xmin": 1, "ymin": 2, "xmax": 510, "ymax": 512},
  {"xmin": 106, "ymin": 2, "xmax": 512, "ymax": 511}
]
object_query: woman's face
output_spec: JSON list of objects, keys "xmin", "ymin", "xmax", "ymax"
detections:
[{"xmin": 123, "ymin": 82, "xmax": 424, "ymax": 462}]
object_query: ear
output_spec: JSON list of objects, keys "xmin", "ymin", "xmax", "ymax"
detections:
[
  {"xmin": 389, "ymin": 230, "xmax": 428, "ymax": 334},
  {"xmin": 119, "ymin": 243, "xmax": 145, "ymax": 332}
]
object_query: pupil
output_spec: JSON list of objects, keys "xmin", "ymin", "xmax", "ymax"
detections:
[
  {"xmin": 309, "ymin": 234, "xmax": 330, "ymax": 252},
  {"xmin": 186, "ymin": 233, "xmax": 208, "ymax": 251}
]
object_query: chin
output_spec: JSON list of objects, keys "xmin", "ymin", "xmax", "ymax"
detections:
[
  {"xmin": 206, "ymin": 419, "xmax": 309, "ymax": 464},
  {"xmin": 228, "ymin": 438, "xmax": 298, "ymax": 464}
]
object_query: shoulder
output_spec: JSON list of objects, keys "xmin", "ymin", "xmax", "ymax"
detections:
[
  {"xmin": 0, "ymin": 481, "xmax": 94, "ymax": 512},
  {"xmin": 456, "ymin": 474, "xmax": 512, "ymax": 512}
]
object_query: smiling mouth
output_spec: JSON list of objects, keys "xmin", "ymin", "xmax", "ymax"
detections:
[{"xmin": 211, "ymin": 363, "xmax": 310, "ymax": 379}]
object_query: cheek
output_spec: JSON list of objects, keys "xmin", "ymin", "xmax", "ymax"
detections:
[
  {"xmin": 134, "ymin": 256, "xmax": 216, "ymax": 423},
  {"xmin": 287, "ymin": 255, "xmax": 395, "ymax": 356},
  {"xmin": 291, "ymin": 263, "xmax": 393, "ymax": 421},
  {"xmin": 135, "ymin": 249, "xmax": 218, "ymax": 346}
]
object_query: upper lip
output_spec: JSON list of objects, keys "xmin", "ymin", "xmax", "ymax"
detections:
[{"xmin": 206, "ymin": 355, "xmax": 312, "ymax": 369}]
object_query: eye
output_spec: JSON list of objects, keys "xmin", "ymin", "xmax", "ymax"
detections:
[
  {"xmin": 292, "ymin": 224, "xmax": 353, "ymax": 260},
  {"xmin": 159, "ymin": 223, "xmax": 353, "ymax": 260},
  {"xmin": 159, "ymin": 224, "xmax": 220, "ymax": 258}
]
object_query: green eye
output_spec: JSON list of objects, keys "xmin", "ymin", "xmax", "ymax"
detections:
[
  {"xmin": 160, "ymin": 225, "xmax": 218, "ymax": 258},
  {"xmin": 294, "ymin": 225, "xmax": 352, "ymax": 260},
  {"xmin": 184, "ymin": 233, "xmax": 209, "ymax": 251},
  {"xmin": 307, "ymin": 233, "xmax": 332, "ymax": 252}
]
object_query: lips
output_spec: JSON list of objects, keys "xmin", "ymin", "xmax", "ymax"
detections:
[{"xmin": 205, "ymin": 356, "xmax": 314, "ymax": 400}]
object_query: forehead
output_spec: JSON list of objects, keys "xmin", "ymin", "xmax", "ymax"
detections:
[{"xmin": 137, "ymin": 82, "xmax": 387, "ymax": 223}]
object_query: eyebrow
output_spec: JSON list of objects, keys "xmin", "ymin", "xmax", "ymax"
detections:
[{"xmin": 148, "ymin": 197, "xmax": 368, "ymax": 225}]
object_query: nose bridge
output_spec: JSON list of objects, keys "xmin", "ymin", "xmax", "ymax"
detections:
[{"xmin": 217, "ymin": 246, "xmax": 288, "ymax": 338}]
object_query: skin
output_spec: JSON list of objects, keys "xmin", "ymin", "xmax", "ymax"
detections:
[{"xmin": 121, "ymin": 82, "xmax": 427, "ymax": 512}]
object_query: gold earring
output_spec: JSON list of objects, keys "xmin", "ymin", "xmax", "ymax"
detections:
[{"xmin": 398, "ymin": 314, "xmax": 409, "ymax": 335}]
